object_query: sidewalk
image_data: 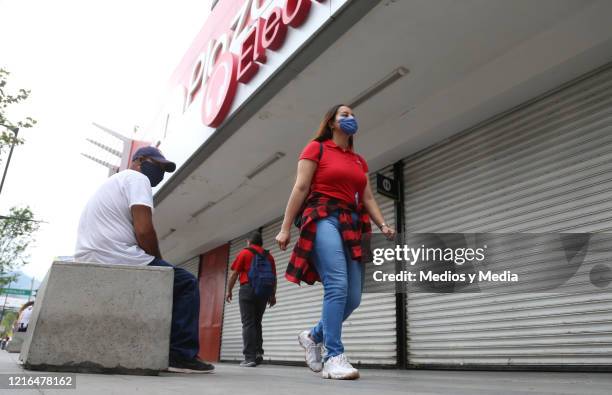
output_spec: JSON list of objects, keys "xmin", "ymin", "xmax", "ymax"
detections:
[{"xmin": 1, "ymin": 351, "xmax": 610, "ymax": 395}]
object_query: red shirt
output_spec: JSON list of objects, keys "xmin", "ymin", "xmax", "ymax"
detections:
[
  {"xmin": 299, "ymin": 139, "xmax": 369, "ymax": 205},
  {"xmin": 231, "ymin": 244, "xmax": 277, "ymax": 285}
]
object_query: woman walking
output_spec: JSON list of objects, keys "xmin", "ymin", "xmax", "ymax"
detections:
[{"xmin": 276, "ymin": 104, "xmax": 395, "ymax": 380}]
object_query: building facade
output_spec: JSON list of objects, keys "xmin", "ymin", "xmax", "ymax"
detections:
[{"xmin": 134, "ymin": 0, "xmax": 612, "ymax": 370}]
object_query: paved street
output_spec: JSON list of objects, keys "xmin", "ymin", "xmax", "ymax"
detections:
[{"xmin": 1, "ymin": 351, "xmax": 611, "ymax": 395}]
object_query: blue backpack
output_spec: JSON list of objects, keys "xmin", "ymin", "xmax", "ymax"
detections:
[{"xmin": 247, "ymin": 248, "xmax": 276, "ymax": 298}]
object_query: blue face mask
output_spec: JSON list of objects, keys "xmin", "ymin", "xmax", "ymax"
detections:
[
  {"xmin": 338, "ymin": 116, "xmax": 358, "ymax": 135},
  {"xmin": 140, "ymin": 161, "xmax": 165, "ymax": 187}
]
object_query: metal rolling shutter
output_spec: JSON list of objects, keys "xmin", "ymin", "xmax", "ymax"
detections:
[
  {"xmin": 258, "ymin": 221, "xmax": 323, "ymax": 363},
  {"xmin": 220, "ymin": 234, "xmax": 249, "ymax": 360},
  {"xmin": 403, "ymin": 65, "xmax": 612, "ymax": 368},
  {"xmin": 177, "ymin": 256, "xmax": 199, "ymax": 277}
]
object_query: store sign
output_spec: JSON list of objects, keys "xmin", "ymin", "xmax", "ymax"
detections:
[
  {"xmin": 186, "ymin": 0, "xmax": 323, "ymax": 127},
  {"xmin": 376, "ymin": 173, "xmax": 399, "ymax": 200}
]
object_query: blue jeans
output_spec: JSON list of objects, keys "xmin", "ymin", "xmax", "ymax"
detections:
[
  {"xmin": 149, "ymin": 258, "xmax": 200, "ymax": 360},
  {"xmin": 310, "ymin": 212, "xmax": 364, "ymax": 359}
]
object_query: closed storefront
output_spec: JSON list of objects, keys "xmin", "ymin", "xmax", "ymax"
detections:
[
  {"xmin": 130, "ymin": 0, "xmax": 612, "ymax": 372},
  {"xmin": 402, "ymin": 64, "xmax": 612, "ymax": 369}
]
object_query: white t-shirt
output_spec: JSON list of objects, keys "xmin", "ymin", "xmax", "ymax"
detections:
[
  {"xmin": 19, "ymin": 306, "xmax": 33, "ymax": 327},
  {"xmin": 74, "ymin": 169, "xmax": 155, "ymax": 266}
]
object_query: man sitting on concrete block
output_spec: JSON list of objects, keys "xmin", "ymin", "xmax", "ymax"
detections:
[{"xmin": 75, "ymin": 146, "xmax": 214, "ymax": 374}]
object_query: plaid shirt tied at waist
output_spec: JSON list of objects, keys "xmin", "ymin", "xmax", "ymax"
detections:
[{"xmin": 285, "ymin": 193, "xmax": 372, "ymax": 285}]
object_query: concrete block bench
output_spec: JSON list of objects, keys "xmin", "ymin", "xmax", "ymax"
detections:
[
  {"xmin": 7, "ymin": 331, "xmax": 26, "ymax": 353},
  {"xmin": 19, "ymin": 261, "xmax": 173, "ymax": 375}
]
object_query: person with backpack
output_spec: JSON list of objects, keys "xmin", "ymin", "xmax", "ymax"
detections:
[
  {"xmin": 275, "ymin": 104, "xmax": 395, "ymax": 380},
  {"xmin": 226, "ymin": 231, "xmax": 277, "ymax": 367}
]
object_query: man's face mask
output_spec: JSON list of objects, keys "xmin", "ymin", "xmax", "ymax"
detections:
[
  {"xmin": 338, "ymin": 115, "xmax": 358, "ymax": 135},
  {"xmin": 140, "ymin": 160, "xmax": 165, "ymax": 187}
]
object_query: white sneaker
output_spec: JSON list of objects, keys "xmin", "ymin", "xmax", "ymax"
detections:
[
  {"xmin": 298, "ymin": 330, "xmax": 323, "ymax": 372},
  {"xmin": 321, "ymin": 353, "xmax": 359, "ymax": 380}
]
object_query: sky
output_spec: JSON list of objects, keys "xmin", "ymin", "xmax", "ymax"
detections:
[{"xmin": 0, "ymin": 0, "xmax": 211, "ymax": 281}]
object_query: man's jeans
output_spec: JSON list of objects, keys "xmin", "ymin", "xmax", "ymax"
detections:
[
  {"xmin": 239, "ymin": 283, "xmax": 267, "ymax": 362},
  {"xmin": 149, "ymin": 258, "xmax": 200, "ymax": 361},
  {"xmin": 310, "ymin": 212, "xmax": 364, "ymax": 360}
]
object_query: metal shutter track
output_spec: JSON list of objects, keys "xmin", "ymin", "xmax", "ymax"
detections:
[{"xmin": 403, "ymin": 65, "xmax": 612, "ymax": 367}]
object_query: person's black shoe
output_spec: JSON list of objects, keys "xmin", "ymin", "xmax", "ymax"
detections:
[
  {"xmin": 255, "ymin": 354, "xmax": 264, "ymax": 365},
  {"xmin": 168, "ymin": 355, "xmax": 215, "ymax": 374}
]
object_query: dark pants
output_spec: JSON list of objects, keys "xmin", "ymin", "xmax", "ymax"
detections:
[
  {"xmin": 239, "ymin": 284, "xmax": 267, "ymax": 362},
  {"xmin": 149, "ymin": 258, "xmax": 200, "ymax": 360}
]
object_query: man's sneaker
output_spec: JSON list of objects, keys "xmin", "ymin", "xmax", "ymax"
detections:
[
  {"xmin": 240, "ymin": 360, "xmax": 257, "ymax": 367},
  {"xmin": 298, "ymin": 330, "xmax": 323, "ymax": 372},
  {"xmin": 321, "ymin": 353, "xmax": 359, "ymax": 380},
  {"xmin": 168, "ymin": 355, "xmax": 215, "ymax": 374},
  {"xmin": 255, "ymin": 354, "xmax": 264, "ymax": 365}
]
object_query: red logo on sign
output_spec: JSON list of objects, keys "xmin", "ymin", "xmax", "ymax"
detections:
[
  {"xmin": 202, "ymin": 52, "xmax": 239, "ymax": 128},
  {"xmin": 193, "ymin": 0, "xmax": 320, "ymax": 128}
]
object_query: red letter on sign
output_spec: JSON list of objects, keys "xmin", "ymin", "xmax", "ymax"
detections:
[
  {"xmin": 262, "ymin": 7, "xmax": 287, "ymax": 50},
  {"xmin": 237, "ymin": 26, "xmax": 259, "ymax": 84},
  {"xmin": 253, "ymin": 17, "xmax": 267, "ymax": 63},
  {"xmin": 282, "ymin": 0, "xmax": 311, "ymax": 28}
]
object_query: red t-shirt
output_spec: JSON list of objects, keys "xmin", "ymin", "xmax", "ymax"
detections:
[
  {"xmin": 299, "ymin": 139, "xmax": 369, "ymax": 205},
  {"xmin": 231, "ymin": 244, "xmax": 277, "ymax": 285}
]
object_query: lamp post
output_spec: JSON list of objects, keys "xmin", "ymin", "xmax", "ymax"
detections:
[{"xmin": 0, "ymin": 126, "xmax": 19, "ymax": 196}]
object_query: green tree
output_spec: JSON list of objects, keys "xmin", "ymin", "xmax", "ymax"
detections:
[
  {"xmin": 0, "ymin": 310, "xmax": 18, "ymax": 337},
  {"xmin": 0, "ymin": 69, "xmax": 39, "ymax": 286},
  {"xmin": 0, "ymin": 207, "xmax": 39, "ymax": 288},
  {"xmin": 0, "ymin": 68, "xmax": 37, "ymax": 153}
]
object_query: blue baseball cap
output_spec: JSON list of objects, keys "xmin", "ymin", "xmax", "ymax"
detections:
[{"xmin": 132, "ymin": 146, "xmax": 176, "ymax": 172}]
